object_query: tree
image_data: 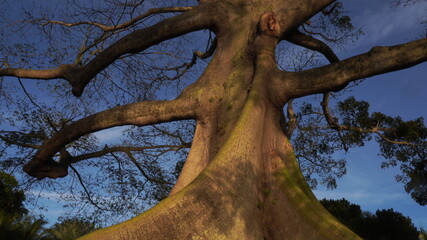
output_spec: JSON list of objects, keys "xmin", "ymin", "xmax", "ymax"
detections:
[
  {"xmin": 368, "ymin": 208, "xmax": 420, "ymax": 240},
  {"xmin": 0, "ymin": 172, "xmax": 48, "ymax": 240},
  {"xmin": 320, "ymin": 199, "xmax": 420, "ymax": 240},
  {"xmin": 0, "ymin": 172, "xmax": 94, "ymax": 240},
  {"xmin": 46, "ymin": 218, "xmax": 98, "ymax": 240},
  {"xmin": 420, "ymin": 228, "xmax": 427, "ymax": 240},
  {"xmin": 0, "ymin": 171, "xmax": 28, "ymax": 217},
  {"xmin": 319, "ymin": 198, "xmax": 365, "ymax": 235},
  {"xmin": 0, "ymin": 0, "xmax": 426, "ymax": 239}
]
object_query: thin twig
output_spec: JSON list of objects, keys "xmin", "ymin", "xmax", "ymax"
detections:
[{"xmin": 69, "ymin": 165, "xmax": 109, "ymax": 211}]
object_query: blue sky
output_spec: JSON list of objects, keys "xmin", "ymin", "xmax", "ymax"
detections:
[{"xmin": 313, "ymin": 0, "xmax": 427, "ymax": 230}]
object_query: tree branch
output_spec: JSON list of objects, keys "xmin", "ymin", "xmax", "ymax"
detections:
[
  {"xmin": 281, "ymin": 33, "xmax": 423, "ymax": 151},
  {"xmin": 284, "ymin": 30, "xmax": 346, "ymax": 149},
  {"xmin": 124, "ymin": 151, "xmax": 174, "ymax": 185},
  {"xmin": 1, "ymin": 3, "xmax": 219, "ymax": 96},
  {"xmin": 286, "ymin": 33, "xmax": 350, "ymax": 151},
  {"xmin": 319, "ymin": 123, "xmax": 425, "ymax": 147},
  {"xmin": 150, "ymin": 37, "xmax": 217, "ymax": 81},
  {"xmin": 31, "ymin": 7, "xmax": 193, "ymax": 32},
  {"xmin": 284, "ymin": 100, "xmax": 297, "ymax": 139},
  {"xmin": 69, "ymin": 165, "xmax": 109, "ymax": 211},
  {"xmin": 284, "ymin": 30, "xmax": 339, "ymax": 63},
  {"xmin": 70, "ymin": 144, "xmax": 190, "ymax": 164},
  {"xmin": 284, "ymin": 38, "xmax": 427, "ymax": 99},
  {"xmin": 0, "ymin": 64, "xmax": 74, "ymax": 80},
  {"xmin": 0, "ymin": 134, "xmax": 41, "ymax": 149},
  {"xmin": 373, "ymin": 130, "xmax": 426, "ymax": 147},
  {"xmin": 321, "ymin": 93, "xmax": 350, "ymax": 151},
  {"xmin": 23, "ymin": 99, "xmax": 195, "ymax": 179}
]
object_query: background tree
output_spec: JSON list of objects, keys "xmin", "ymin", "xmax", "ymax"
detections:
[
  {"xmin": 420, "ymin": 228, "xmax": 427, "ymax": 240},
  {"xmin": 319, "ymin": 198, "xmax": 365, "ymax": 235},
  {"xmin": 320, "ymin": 198, "xmax": 420, "ymax": 240},
  {"xmin": 0, "ymin": 172, "xmax": 48, "ymax": 240},
  {"xmin": 46, "ymin": 218, "xmax": 98, "ymax": 240},
  {"xmin": 0, "ymin": 171, "xmax": 28, "ymax": 217},
  {"xmin": 0, "ymin": 0, "xmax": 426, "ymax": 239}
]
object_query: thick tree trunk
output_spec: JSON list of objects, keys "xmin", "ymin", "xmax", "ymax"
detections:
[
  {"xmin": 79, "ymin": 76, "xmax": 360, "ymax": 239},
  {"xmin": 78, "ymin": 1, "xmax": 363, "ymax": 239},
  {"xmin": 79, "ymin": 23, "xmax": 361, "ymax": 239}
]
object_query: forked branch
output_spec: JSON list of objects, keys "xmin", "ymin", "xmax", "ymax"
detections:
[
  {"xmin": 285, "ymin": 30, "xmax": 347, "ymax": 147},
  {"xmin": 23, "ymin": 98, "xmax": 195, "ymax": 179},
  {"xmin": 0, "ymin": 3, "xmax": 219, "ymax": 96}
]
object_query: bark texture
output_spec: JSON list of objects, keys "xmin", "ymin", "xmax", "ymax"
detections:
[{"xmin": 2, "ymin": 0, "xmax": 427, "ymax": 239}]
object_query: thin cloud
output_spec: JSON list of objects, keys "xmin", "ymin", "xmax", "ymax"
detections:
[
  {"xmin": 93, "ymin": 126, "xmax": 129, "ymax": 144},
  {"xmin": 352, "ymin": 2, "xmax": 427, "ymax": 46}
]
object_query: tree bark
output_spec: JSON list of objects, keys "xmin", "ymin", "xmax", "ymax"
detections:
[{"xmin": 80, "ymin": 54, "xmax": 360, "ymax": 240}]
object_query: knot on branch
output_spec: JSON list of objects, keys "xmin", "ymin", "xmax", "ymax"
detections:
[
  {"xmin": 61, "ymin": 64, "xmax": 87, "ymax": 97},
  {"xmin": 23, "ymin": 156, "xmax": 69, "ymax": 180},
  {"xmin": 259, "ymin": 12, "xmax": 281, "ymax": 37}
]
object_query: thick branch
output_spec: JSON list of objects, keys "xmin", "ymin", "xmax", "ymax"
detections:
[
  {"xmin": 1, "ymin": 3, "xmax": 219, "ymax": 96},
  {"xmin": 287, "ymin": 34, "xmax": 350, "ymax": 150},
  {"xmin": 24, "ymin": 99, "xmax": 195, "ymax": 179},
  {"xmin": 285, "ymin": 38, "xmax": 427, "ymax": 99},
  {"xmin": 0, "ymin": 64, "xmax": 74, "ymax": 80}
]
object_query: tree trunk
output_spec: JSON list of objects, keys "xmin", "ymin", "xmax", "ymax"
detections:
[
  {"xmin": 79, "ymin": 5, "xmax": 361, "ymax": 235},
  {"xmin": 80, "ymin": 75, "xmax": 360, "ymax": 239}
]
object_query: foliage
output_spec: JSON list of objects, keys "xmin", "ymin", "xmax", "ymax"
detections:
[
  {"xmin": 420, "ymin": 228, "xmax": 427, "ymax": 240},
  {"xmin": 0, "ymin": 212, "xmax": 48, "ymax": 240},
  {"xmin": 319, "ymin": 198, "xmax": 365, "ymax": 233},
  {"xmin": 46, "ymin": 218, "xmax": 98, "ymax": 240},
  {"xmin": 293, "ymin": 96, "xmax": 427, "ymax": 205},
  {"xmin": 0, "ymin": 172, "xmax": 49, "ymax": 240},
  {"xmin": 320, "ymin": 198, "xmax": 420, "ymax": 240},
  {"xmin": 0, "ymin": 172, "xmax": 99, "ymax": 240},
  {"xmin": 0, "ymin": 171, "xmax": 28, "ymax": 217}
]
